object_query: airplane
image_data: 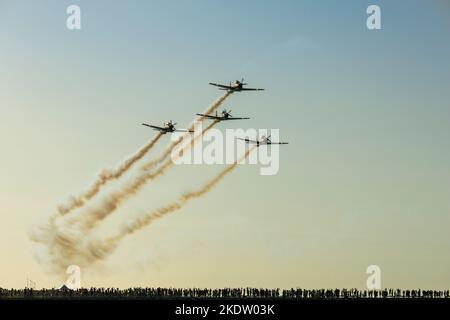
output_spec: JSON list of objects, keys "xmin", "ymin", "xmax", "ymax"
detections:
[
  {"xmin": 209, "ymin": 78, "xmax": 264, "ymax": 92},
  {"xmin": 142, "ymin": 120, "xmax": 193, "ymax": 134},
  {"xmin": 196, "ymin": 109, "xmax": 250, "ymax": 122},
  {"xmin": 236, "ymin": 135, "xmax": 288, "ymax": 146}
]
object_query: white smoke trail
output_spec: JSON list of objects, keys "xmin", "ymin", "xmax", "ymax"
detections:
[
  {"xmin": 141, "ymin": 91, "xmax": 231, "ymax": 171},
  {"xmin": 117, "ymin": 146, "xmax": 256, "ymax": 239},
  {"xmin": 34, "ymin": 146, "xmax": 256, "ymax": 272},
  {"xmin": 57, "ymin": 92, "xmax": 230, "ymax": 221},
  {"xmin": 33, "ymin": 92, "xmax": 234, "ymax": 273},
  {"xmin": 57, "ymin": 133, "xmax": 163, "ymax": 215},
  {"xmin": 73, "ymin": 119, "xmax": 220, "ymax": 233}
]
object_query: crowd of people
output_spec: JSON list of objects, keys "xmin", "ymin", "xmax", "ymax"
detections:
[{"xmin": 1, "ymin": 287, "xmax": 449, "ymax": 299}]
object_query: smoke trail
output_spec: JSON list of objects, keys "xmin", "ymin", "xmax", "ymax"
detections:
[
  {"xmin": 57, "ymin": 133, "xmax": 163, "ymax": 215},
  {"xmin": 84, "ymin": 133, "xmax": 163, "ymax": 199},
  {"xmin": 197, "ymin": 91, "xmax": 232, "ymax": 124},
  {"xmin": 59, "ymin": 92, "xmax": 230, "ymax": 217},
  {"xmin": 74, "ymin": 119, "xmax": 220, "ymax": 233},
  {"xmin": 110, "ymin": 146, "xmax": 256, "ymax": 248},
  {"xmin": 141, "ymin": 91, "xmax": 231, "ymax": 171},
  {"xmin": 49, "ymin": 93, "xmax": 229, "ymax": 234},
  {"xmin": 32, "ymin": 92, "xmax": 233, "ymax": 272},
  {"xmin": 38, "ymin": 146, "xmax": 256, "ymax": 271}
]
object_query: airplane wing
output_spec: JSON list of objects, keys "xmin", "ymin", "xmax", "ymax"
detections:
[
  {"xmin": 222, "ymin": 117, "xmax": 250, "ymax": 120},
  {"xmin": 209, "ymin": 82, "xmax": 232, "ymax": 90},
  {"xmin": 236, "ymin": 137, "xmax": 258, "ymax": 144},
  {"xmin": 268, "ymin": 142, "xmax": 289, "ymax": 145},
  {"xmin": 240, "ymin": 88, "xmax": 264, "ymax": 91},
  {"xmin": 142, "ymin": 123, "xmax": 166, "ymax": 131},
  {"xmin": 174, "ymin": 129, "xmax": 194, "ymax": 133},
  {"xmin": 196, "ymin": 113, "xmax": 221, "ymax": 120}
]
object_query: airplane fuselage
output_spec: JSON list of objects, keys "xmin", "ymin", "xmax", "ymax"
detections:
[
  {"xmin": 159, "ymin": 124, "xmax": 175, "ymax": 134},
  {"xmin": 220, "ymin": 81, "xmax": 245, "ymax": 92},
  {"xmin": 229, "ymin": 83, "xmax": 243, "ymax": 91},
  {"xmin": 210, "ymin": 80, "xmax": 262, "ymax": 92}
]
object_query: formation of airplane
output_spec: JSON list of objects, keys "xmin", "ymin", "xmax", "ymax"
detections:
[
  {"xmin": 142, "ymin": 79, "xmax": 288, "ymax": 146},
  {"xmin": 237, "ymin": 135, "xmax": 288, "ymax": 146},
  {"xmin": 142, "ymin": 120, "xmax": 193, "ymax": 134},
  {"xmin": 209, "ymin": 78, "xmax": 264, "ymax": 92},
  {"xmin": 196, "ymin": 109, "xmax": 250, "ymax": 122}
]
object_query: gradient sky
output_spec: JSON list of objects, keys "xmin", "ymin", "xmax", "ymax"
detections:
[{"xmin": 1, "ymin": 0, "xmax": 449, "ymax": 289}]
